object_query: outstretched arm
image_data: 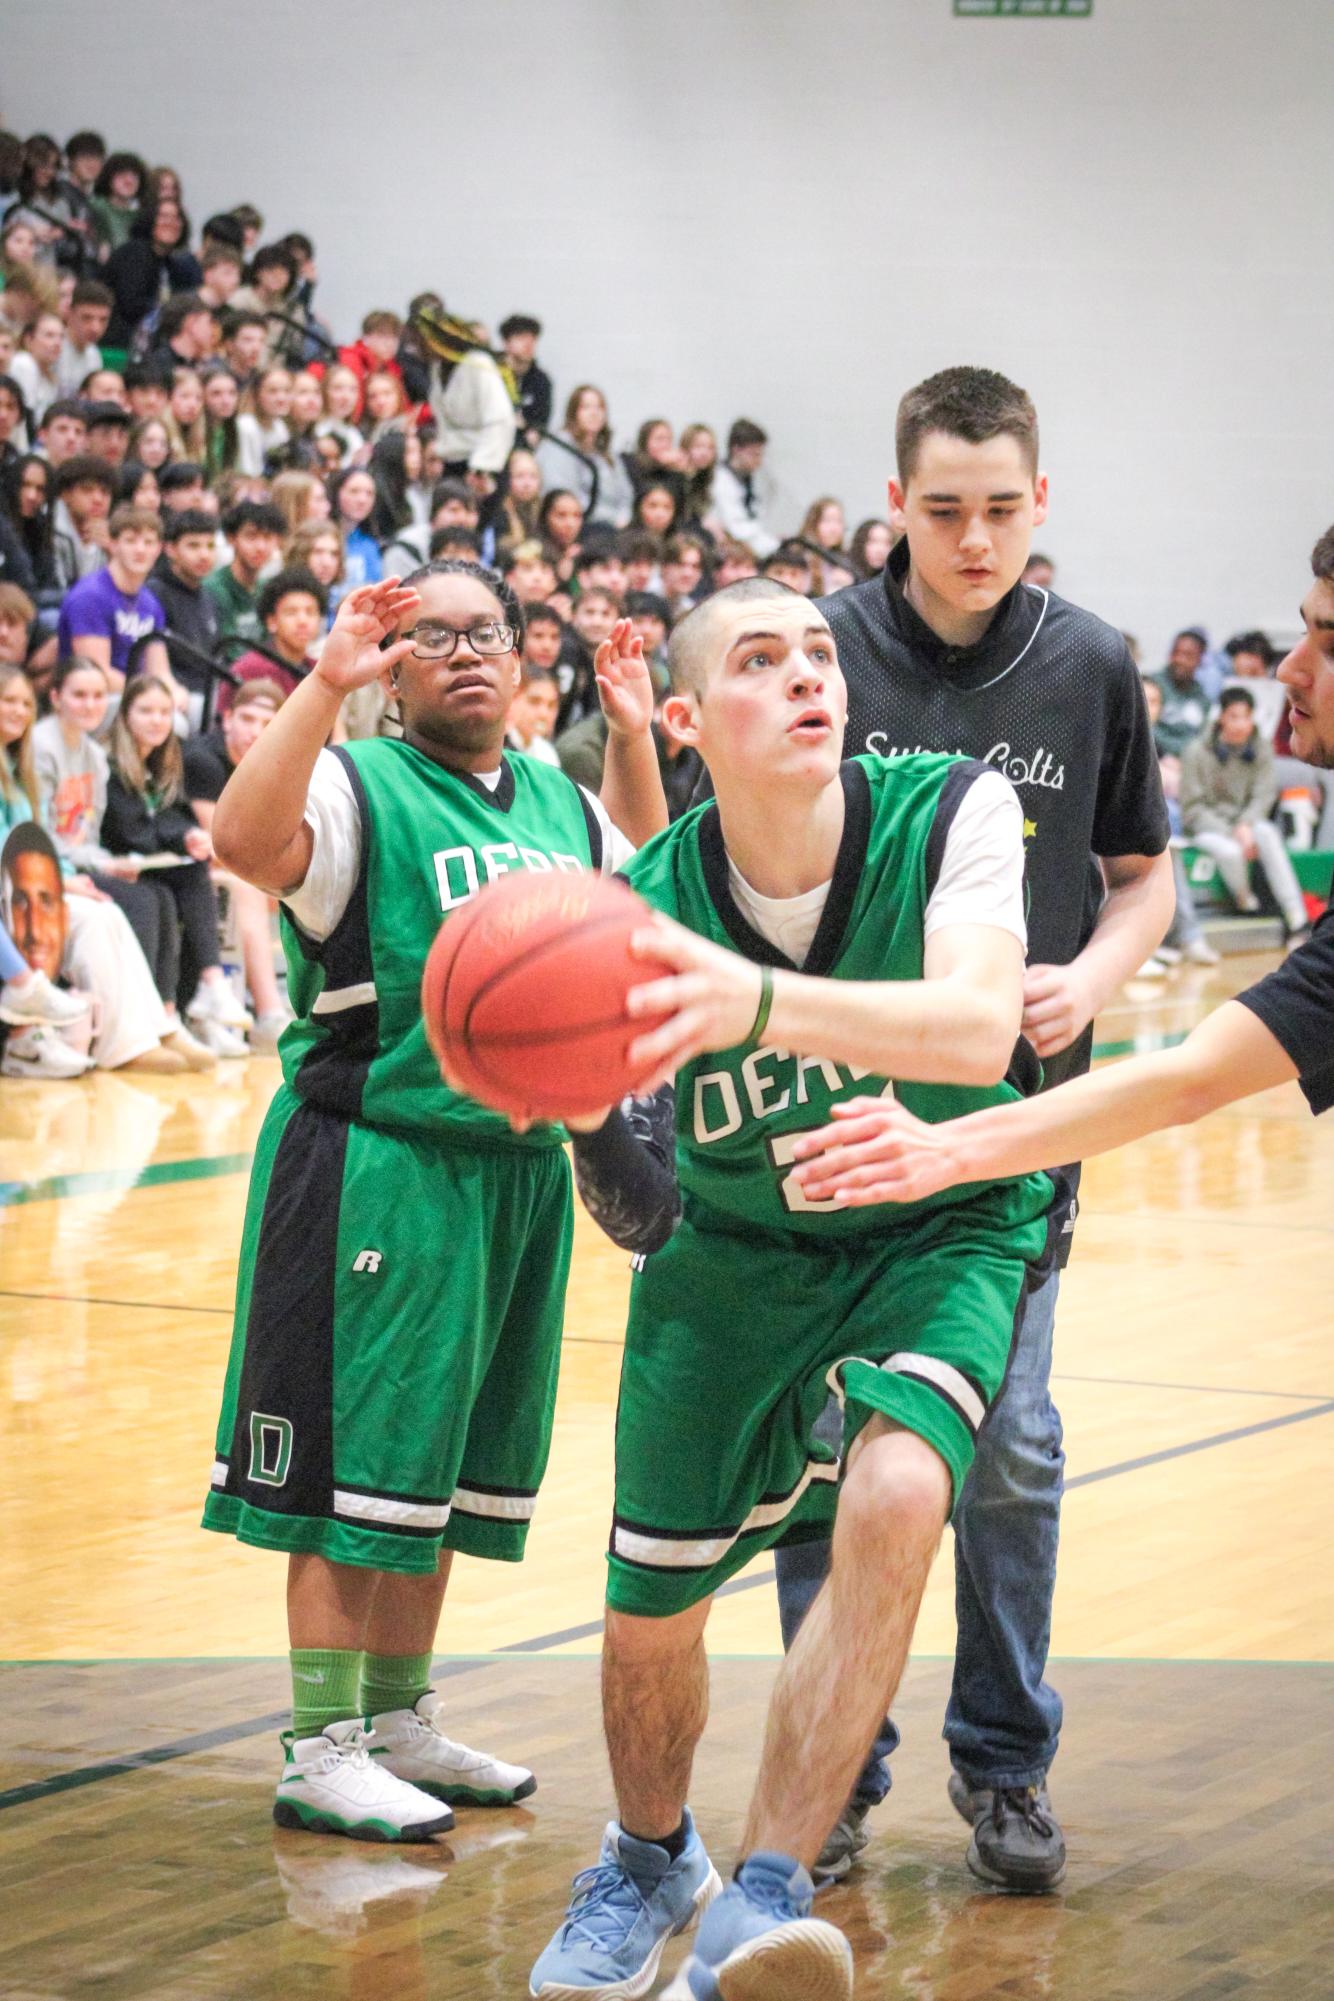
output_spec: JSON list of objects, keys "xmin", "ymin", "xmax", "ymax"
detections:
[
  {"xmin": 212, "ymin": 580, "xmax": 419, "ymax": 895},
  {"xmin": 788, "ymin": 1000, "xmax": 1297, "ymax": 1207}
]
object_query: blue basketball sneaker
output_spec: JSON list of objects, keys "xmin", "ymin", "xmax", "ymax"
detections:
[
  {"xmin": 662, "ymin": 1851, "xmax": 852, "ymax": 2001},
  {"xmin": 530, "ymin": 1810, "xmax": 722, "ymax": 1998}
]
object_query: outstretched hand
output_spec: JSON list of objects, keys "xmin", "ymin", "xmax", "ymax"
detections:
[
  {"xmin": 313, "ymin": 579, "xmax": 422, "ymax": 695},
  {"xmin": 787, "ymin": 1097, "xmax": 967, "ymax": 1207},
  {"xmin": 595, "ymin": 619, "xmax": 655, "ymax": 739}
]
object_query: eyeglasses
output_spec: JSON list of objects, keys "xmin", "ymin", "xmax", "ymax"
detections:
[{"xmin": 403, "ymin": 620, "xmax": 516, "ymax": 660}]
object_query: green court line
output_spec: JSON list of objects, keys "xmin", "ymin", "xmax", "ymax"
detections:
[
  {"xmin": 0, "ymin": 1028, "xmax": 1201, "ymax": 1208},
  {"xmin": 3, "ymin": 1652, "xmax": 1328, "ymax": 1670},
  {"xmin": 0, "ymin": 1152, "xmax": 252, "ymax": 1209}
]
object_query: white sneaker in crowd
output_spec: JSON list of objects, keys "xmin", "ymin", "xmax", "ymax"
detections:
[
  {"xmin": 187, "ymin": 980, "xmax": 252, "ymax": 1031},
  {"xmin": 193, "ymin": 1017, "xmax": 250, "ymax": 1059},
  {"xmin": 1133, "ymin": 956, "xmax": 1170, "ymax": 979},
  {"xmin": 1182, "ymin": 937, "xmax": 1221, "ymax": 965},
  {"xmin": 0, "ymin": 971, "xmax": 90, "ymax": 1028},
  {"xmin": 1, "ymin": 1024, "xmax": 93, "ymax": 1079},
  {"xmin": 249, "ymin": 1010, "xmax": 291, "ymax": 1055},
  {"xmin": 163, "ymin": 1024, "xmax": 218, "ymax": 1072}
]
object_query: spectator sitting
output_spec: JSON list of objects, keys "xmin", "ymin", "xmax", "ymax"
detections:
[
  {"xmin": 221, "ymin": 311, "xmax": 268, "ymax": 393},
  {"xmin": 660, "ymin": 531, "xmax": 711, "ymax": 618},
  {"xmin": 166, "ymin": 366, "xmax": 207, "ymax": 461},
  {"xmin": 622, "ymin": 417, "xmax": 686, "ymax": 501},
  {"xmin": 104, "ymin": 198, "xmax": 202, "ymax": 351},
  {"xmin": 1180, "ymin": 687, "xmax": 1310, "ymax": 942},
  {"xmin": 1150, "ymin": 629, "xmax": 1212, "ymax": 755},
  {"xmin": 679, "ymin": 423, "xmax": 720, "ymax": 533},
  {"xmin": 56, "ymin": 504, "xmax": 179, "ymax": 697},
  {"xmin": 284, "ymin": 520, "xmax": 343, "ymax": 628},
  {"xmin": 429, "ymin": 525, "xmax": 482, "ymax": 565},
  {"xmin": 123, "ymin": 358, "xmax": 172, "ymax": 427},
  {"xmin": 117, "ymin": 459, "xmax": 160, "ymax": 514},
  {"xmin": 711, "ymin": 418, "xmax": 779, "ymax": 558},
  {"xmin": 314, "ymin": 363, "xmax": 364, "ymax": 465},
  {"xmin": 157, "ymin": 459, "xmax": 211, "ymax": 515},
  {"xmin": 505, "ymin": 667, "xmax": 562, "ymax": 766},
  {"xmin": 573, "ymin": 538, "xmax": 628, "ymax": 603},
  {"xmin": 0, "ymin": 375, "xmax": 28, "ymax": 467},
  {"xmin": 520, "ymin": 603, "xmax": 564, "ymax": 673},
  {"xmin": 849, "ymin": 517, "xmax": 894, "ymax": 579},
  {"xmin": 10, "ymin": 310, "xmax": 66, "ymax": 428},
  {"xmin": 618, "ymin": 529, "xmax": 663, "ymax": 596},
  {"xmin": 536, "ymin": 384, "xmax": 634, "ymax": 528},
  {"xmin": 228, "ymin": 242, "xmax": 299, "ymax": 365},
  {"xmin": 273, "ymin": 370, "xmax": 325, "ymax": 469},
  {"xmin": 503, "ymin": 539, "xmax": 558, "ymax": 608},
  {"xmin": 631, "ymin": 480, "xmax": 682, "ymax": 541},
  {"xmin": 555, "ymin": 586, "xmax": 620, "ymax": 729},
  {"xmin": 235, "ymin": 365, "xmax": 292, "ymax": 477},
  {"xmin": 538, "ymin": 486, "xmax": 584, "ymax": 586},
  {"xmin": 0, "ymin": 582, "xmax": 36, "ymax": 671},
  {"xmin": 151, "ymin": 508, "xmax": 222, "ymax": 704},
  {"xmin": 1218, "ymin": 631, "xmax": 1286, "ymax": 739},
  {"xmin": 89, "ymin": 151, "xmax": 146, "ymax": 257},
  {"xmin": 1137, "ymin": 675, "xmax": 1219, "ymax": 971},
  {"xmin": 101, "ymin": 672, "xmax": 249, "ymax": 1052},
  {"xmin": 499, "ymin": 314, "xmax": 552, "ymax": 445},
  {"xmin": 85, "ymin": 399, "xmax": 133, "ymax": 467},
  {"xmin": 51, "ymin": 453, "xmax": 114, "ymax": 587},
  {"xmin": 1, "ymin": 455, "xmax": 56, "ymax": 597},
  {"xmin": 624, "ymin": 590, "xmax": 672, "ymax": 692},
  {"xmin": 494, "ymin": 445, "xmax": 542, "ymax": 556},
  {"xmin": 219, "ymin": 566, "xmax": 325, "ymax": 711},
  {"xmin": 127, "ymin": 416, "xmax": 171, "ymax": 471},
  {"xmin": 203, "ymin": 498, "xmax": 284, "ymax": 650},
  {"xmin": 183, "ymin": 676, "xmax": 291, "ymax": 1050},
  {"xmin": 762, "ymin": 541, "xmax": 815, "ymax": 595},
  {"xmin": 336, "ymin": 310, "xmax": 403, "ymax": 419},
  {"xmin": 327, "ymin": 468, "xmax": 382, "ymax": 596},
  {"xmin": 197, "ymin": 242, "xmax": 244, "ymax": 316},
  {"xmin": 202, "ymin": 366, "xmax": 242, "ymax": 479},
  {"xmin": 1021, "ymin": 551, "xmax": 1056, "ymax": 591},
  {"xmin": 363, "ymin": 368, "xmax": 411, "ymax": 444},
  {"xmin": 149, "ymin": 292, "xmax": 218, "ymax": 372},
  {"xmin": 798, "ymin": 495, "xmax": 854, "ymax": 592},
  {"xmin": 268, "ymin": 468, "xmax": 326, "ymax": 542},
  {"xmin": 368, "ymin": 429, "xmax": 430, "ymax": 545},
  {"xmin": 425, "ymin": 319, "xmax": 516, "ymax": 486}
]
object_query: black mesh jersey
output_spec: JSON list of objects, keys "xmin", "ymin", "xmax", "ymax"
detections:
[{"xmin": 820, "ymin": 536, "xmax": 1169, "ymax": 1098}]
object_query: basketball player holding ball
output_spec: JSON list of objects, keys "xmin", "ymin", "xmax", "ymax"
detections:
[
  {"xmin": 201, "ymin": 566, "xmax": 665, "ymax": 1841},
  {"xmin": 531, "ymin": 578, "xmax": 1061, "ymax": 2001}
]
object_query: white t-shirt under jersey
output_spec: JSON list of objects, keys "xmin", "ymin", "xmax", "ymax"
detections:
[
  {"xmin": 284, "ymin": 749, "xmax": 635, "ymax": 943},
  {"xmin": 727, "ymin": 768, "xmax": 1027, "ymax": 964}
]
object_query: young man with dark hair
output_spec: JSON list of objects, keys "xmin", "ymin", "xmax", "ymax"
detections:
[
  {"xmin": 51, "ymin": 452, "xmax": 115, "ymax": 586},
  {"xmin": 152, "ymin": 507, "xmax": 223, "ymax": 696},
  {"xmin": 521, "ymin": 603, "xmax": 564, "ymax": 671},
  {"xmin": 532, "ymin": 576, "xmax": 1056, "ymax": 1998},
  {"xmin": 64, "ymin": 131, "xmax": 106, "ymax": 199},
  {"xmin": 58, "ymin": 280, "xmax": 113, "ymax": 397},
  {"xmin": 36, "ymin": 398, "xmax": 88, "ymax": 467},
  {"xmin": 223, "ymin": 311, "xmax": 269, "ymax": 390},
  {"xmin": 429, "ymin": 526, "xmax": 482, "ymax": 564},
  {"xmin": 219, "ymin": 566, "xmax": 328, "ymax": 711},
  {"xmin": 712, "ymin": 418, "xmax": 778, "ymax": 559},
  {"xmin": 205, "ymin": 501, "xmax": 285, "ymax": 650},
  {"xmin": 157, "ymin": 461, "xmax": 209, "ymax": 512},
  {"xmin": 499, "ymin": 313, "xmax": 552, "ymax": 442},
  {"xmin": 1151, "ymin": 629, "xmax": 1212, "ymax": 756},
  {"xmin": 769, "ymin": 364, "xmax": 1173, "ymax": 1894},
  {"xmin": 123, "ymin": 359, "xmax": 172, "ymax": 424},
  {"xmin": 151, "ymin": 293, "xmax": 218, "ymax": 368},
  {"xmin": 790, "ymin": 525, "xmax": 1334, "ymax": 1260},
  {"xmin": 84, "ymin": 399, "xmax": 132, "ymax": 466},
  {"xmin": 575, "ymin": 542, "xmax": 628, "ymax": 602},
  {"xmin": 1180, "ymin": 686, "xmax": 1309, "ymax": 939},
  {"xmin": 763, "ymin": 541, "xmax": 815, "ymax": 594},
  {"xmin": 198, "ymin": 245, "xmax": 244, "ymax": 313},
  {"xmin": 56, "ymin": 504, "xmax": 172, "ymax": 692}
]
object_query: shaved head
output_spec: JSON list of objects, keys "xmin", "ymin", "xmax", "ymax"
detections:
[{"xmin": 667, "ymin": 578, "xmax": 808, "ymax": 696}]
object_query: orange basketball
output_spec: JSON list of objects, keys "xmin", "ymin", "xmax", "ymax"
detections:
[{"xmin": 421, "ymin": 870, "xmax": 674, "ymax": 1122}]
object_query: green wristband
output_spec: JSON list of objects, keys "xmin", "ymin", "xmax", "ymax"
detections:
[{"xmin": 750, "ymin": 964, "xmax": 775, "ymax": 1044}]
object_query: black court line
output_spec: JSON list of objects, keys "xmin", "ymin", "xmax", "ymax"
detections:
[
  {"xmin": 1051, "ymin": 1370, "xmax": 1332, "ymax": 1403},
  {"xmin": 2, "ymin": 1396, "xmax": 1331, "ymax": 1817},
  {"xmin": 0, "ymin": 1289, "xmax": 233, "ymax": 1316}
]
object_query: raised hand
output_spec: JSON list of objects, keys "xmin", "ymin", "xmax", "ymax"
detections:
[
  {"xmin": 595, "ymin": 618, "xmax": 655, "ymax": 740},
  {"xmin": 314, "ymin": 579, "xmax": 422, "ymax": 695}
]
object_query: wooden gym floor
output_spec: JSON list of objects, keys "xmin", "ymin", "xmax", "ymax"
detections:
[{"xmin": 2, "ymin": 949, "xmax": 1332, "ymax": 1997}]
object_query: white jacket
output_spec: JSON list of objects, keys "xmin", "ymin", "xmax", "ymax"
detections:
[{"xmin": 429, "ymin": 351, "xmax": 517, "ymax": 473}]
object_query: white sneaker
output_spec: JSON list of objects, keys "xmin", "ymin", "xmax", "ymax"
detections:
[
  {"xmin": 249, "ymin": 1009, "xmax": 291, "ymax": 1055},
  {"xmin": 194, "ymin": 1016, "xmax": 250, "ymax": 1059},
  {"xmin": 273, "ymin": 1719, "xmax": 456, "ymax": 1842},
  {"xmin": 1183, "ymin": 937, "xmax": 1221, "ymax": 965},
  {"xmin": 0, "ymin": 971, "xmax": 90, "ymax": 1028},
  {"xmin": 1153, "ymin": 944, "xmax": 1183, "ymax": 966},
  {"xmin": 0, "ymin": 1025, "xmax": 92, "ymax": 1079},
  {"xmin": 369, "ymin": 1692, "xmax": 537, "ymax": 1806},
  {"xmin": 1133, "ymin": 956, "xmax": 1169, "ymax": 979},
  {"xmin": 187, "ymin": 980, "xmax": 252, "ymax": 1031}
]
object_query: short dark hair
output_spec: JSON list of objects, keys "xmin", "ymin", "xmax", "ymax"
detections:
[
  {"xmin": 763, "ymin": 541, "xmax": 813, "ymax": 577},
  {"xmin": 257, "ymin": 566, "xmax": 328, "ymax": 622},
  {"xmin": 223, "ymin": 310, "xmax": 268, "ymax": 338},
  {"xmin": 86, "ymin": 400, "xmax": 132, "ymax": 430},
  {"xmin": 429, "ymin": 477, "xmax": 475, "ymax": 513},
  {"xmin": 1172, "ymin": 628, "xmax": 1206, "ymax": 653},
  {"xmin": 400, "ymin": 557, "xmax": 525, "ymax": 648},
  {"xmin": 71, "ymin": 279, "xmax": 114, "ymax": 310},
  {"xmin": 221, "ymin": 499, "xmax": 285, "ymax": 539},
  {"xmin": 124, "ymin": 359, "xmax": 174, "ymax": 392},
  {"xmin": 283, "ymin": 231, "xmax": 315, "ymax": 262},
  {"xmin": 523, "ymin": 604, "xmax": 563, "ymax": 632},
  {"xmin": 201, "ymin": 242, "xmax": 244, "ymax": 273},
  {"xmin": 93, "ymin": 151, "xmax": 146, "ymax": 199},
  {"xmin": 727, "ymin": 419, "xmax": 768, "ymax": 455},
  {"xmin": 53, "ymin": 454, "xmax": 115, "ymax": 497},
  {"xmin": 158, "ymin": 460, "xmax": 206, "ymax": 494},
  {"xmin": 39, "ymin": 398, "xmax": 88, "ymax": 431},
  {"xmin": 1224, "ymin": 629, "xmax": 1275, "ymax": 666},
  {"xmin": 1312, "ymin": 526, "xmax": 1334, "ymax": 586},
  {"xmin": 201, "ymin": 212, "xmax": 246, "ymax": 252},
  {"xmin": 163, "ymin": 507, "xmax": 216, "ymax": 541},
  {"xmin": 575, "ymin": 544, "xmax": 623, "ymax": 575},
  {"xmin": 66, "ymin": 130, "xmax": 106, "ymax": 161},
  {"xmin": 1219, "ymin": 686, "xmax": 1255, "ymax": 712},
  {"xmin": 429, "ymin": 526, "xmax": 482, "ymax": 559},
  {"xmin": 250, "ymin": 243, "xmax": 297, "ymax": 284},
  {"xmin": 625, "ymin": 591, "xmax": 672, "ymax": 626},
  {"xmin": 896, "ymin": 366, "xmax": 1039, "ymax": 485},
  {"xmin": 499, "ymin": 314, "xmax": 542, "ymax": 340},
  {"xmin": 158, "ymin": 293, "xmax": 215, "ymax": 341},
  {"xmin": 617, "ymin": 530, "xmax": 661, "ymax": 564}
]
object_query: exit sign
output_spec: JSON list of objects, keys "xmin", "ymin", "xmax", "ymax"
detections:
[{"xmin": 955, "ymin": 1, "xmax": 1092, "ymax": 14}]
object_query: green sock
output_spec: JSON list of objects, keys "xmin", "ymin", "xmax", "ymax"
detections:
[
  {"xmin": 360, "ymin": 1648, "xmax": 435, "ymax": 1719},
  {"xmin": 290, "ymin": 1648, "xmax": 364, "ymax": 1737}
]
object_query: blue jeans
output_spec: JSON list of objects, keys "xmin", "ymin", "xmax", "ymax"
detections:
[{"xmin": 774, "ymin": 1266, "xmax": 1065, "ymax": 1802}]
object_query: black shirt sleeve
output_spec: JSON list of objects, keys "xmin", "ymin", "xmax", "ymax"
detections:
[
  {"xmin": 1091, "ymin": 642, "xmax": 1171, "ymax": 861},
  {"xmin": 1234, "ymin": 910, "xmax": 1334, "ymax": 1114},
  {"xmin": 183, "ymin": 736, "xmax": 231, "ymax": 805},
  {"xmin": 570, "ymin": 1086, "xmax": 681, "ymax": 1255}
]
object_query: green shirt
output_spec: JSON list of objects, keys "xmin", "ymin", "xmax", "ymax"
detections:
[
  {"xmin": 624, "ymin": 753, "xmax": 1053, "ymax": 1239},
  {"xmin": 203, "ymin": 566, "xmax": 262, "ymax": 649}
]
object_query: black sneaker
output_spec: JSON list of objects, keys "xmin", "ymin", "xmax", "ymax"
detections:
[
  {"xmin": 812, "ymin": 1798, "xmax": 871, "ymax": 1888},
  {"xmin": 947, "ymin": 1772, "xmax": 1066, "ymax": 1891}
]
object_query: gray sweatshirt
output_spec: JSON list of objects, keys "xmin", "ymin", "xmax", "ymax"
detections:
[{"xmin": 32, "ymin": 715, "xmax": 112, "ymax": 869}]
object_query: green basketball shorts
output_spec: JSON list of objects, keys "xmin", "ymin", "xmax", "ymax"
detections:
[
  {"xmin": 203, "ymin": 1084, "xmax": 573, "ymax": 1575},
  {"xmin": 607, "ymin": 1188, "xmax": 1052, "ymax": 1617}
]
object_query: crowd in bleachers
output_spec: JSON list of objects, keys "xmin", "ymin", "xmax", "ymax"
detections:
[{"xmin": 0, "ymin": 124, "xmax": 1316, "ymax": 1077}]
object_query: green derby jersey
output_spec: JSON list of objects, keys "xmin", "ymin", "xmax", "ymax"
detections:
[{"xmin": 623, "ymin": 753, "xmax": 1054, "ymax": 1237}]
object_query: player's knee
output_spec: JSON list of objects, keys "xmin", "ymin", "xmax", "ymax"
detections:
[
  {"xmin": 838, "ymin": 1429, "xmax": 951, "ymax": 1549},
  {"xmin": 605, "ymin": 1599, "xmax": 710, "ymax": 1664}
]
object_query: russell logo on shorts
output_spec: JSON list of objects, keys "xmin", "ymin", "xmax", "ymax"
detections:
[{"xmin": 352, "ymin": 1249, "xmax": 384, "ymax": 1274}]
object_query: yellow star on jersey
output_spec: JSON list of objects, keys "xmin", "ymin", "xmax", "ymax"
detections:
[{"xmin": 1023, "ymin": 817, "xmax": 1038, "ymax": 841}]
